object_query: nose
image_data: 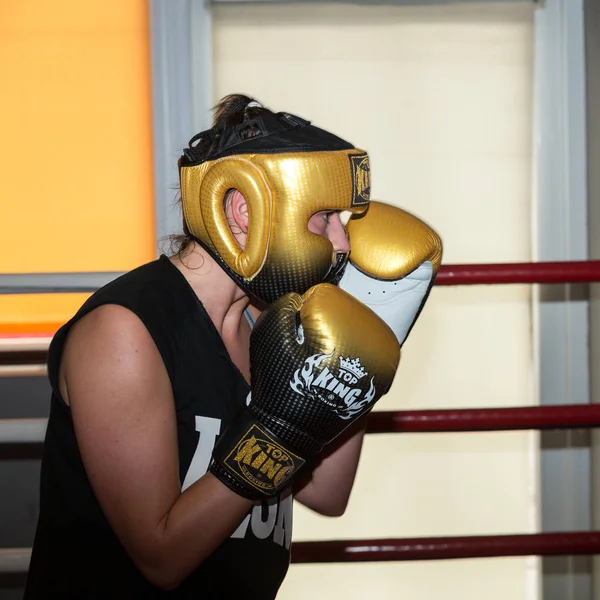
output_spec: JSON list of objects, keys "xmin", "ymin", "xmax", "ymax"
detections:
[{"xmin": 327, "ymin": 212, "xmax": 350, "ymax": 254}]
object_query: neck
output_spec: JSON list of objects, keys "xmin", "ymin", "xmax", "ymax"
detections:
[{"xmin": 169, "ymin": 243, "xmax": 250, "ymax": 337}]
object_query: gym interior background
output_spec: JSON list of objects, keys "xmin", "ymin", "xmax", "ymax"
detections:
[{"xmin": 1, "ymin": 1, "xmax": 599, "ymax": 599}]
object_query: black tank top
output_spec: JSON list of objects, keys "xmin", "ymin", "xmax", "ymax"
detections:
[{"xmin": 25, "ymin": 255, "xmax": 292, "ymax": 599}]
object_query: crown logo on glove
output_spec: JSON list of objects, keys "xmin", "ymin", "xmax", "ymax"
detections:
[{"xmin": 339, "ymin": 356, "xmax": 367, "ymax": 380}]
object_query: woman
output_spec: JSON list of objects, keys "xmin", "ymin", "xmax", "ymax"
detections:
[{"xmin": 24, "ymin": 95, "xmax": 374, "ymax": 598}]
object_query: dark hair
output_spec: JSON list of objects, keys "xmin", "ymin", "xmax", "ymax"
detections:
[{"xmin": 163, "ymin": 94, "xmax": 275, "ymax": 257}]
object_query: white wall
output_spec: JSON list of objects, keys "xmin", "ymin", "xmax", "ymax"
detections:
[{"xmin": 212, "ymin": 3, "xmax": 537, "ymax": 598}]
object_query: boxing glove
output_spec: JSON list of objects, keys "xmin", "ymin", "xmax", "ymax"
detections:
[
  {"xmin": 210, "ymin": 283, "xmax": 400, "ymax": 500},
  {"xmin": 339, "ymin": 201, "xmax": 443, "ymax": 346}
]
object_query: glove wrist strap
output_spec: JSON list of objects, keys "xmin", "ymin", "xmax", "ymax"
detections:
[{"xmin": 210, "ymin": 408, "xmax": 307, "ymax": 500}]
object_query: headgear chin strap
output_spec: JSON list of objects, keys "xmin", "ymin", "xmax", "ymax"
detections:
[{"xmin": 179, "ymin": 110, "xmax": 370, "ymax": 304}]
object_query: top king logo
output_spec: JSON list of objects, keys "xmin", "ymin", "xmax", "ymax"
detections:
[
  {"xmin": 290, "ymin": 351, "xmax": 376, "ymax": 420},
  {"xmin": 349, "ymin": 153, "xmax": 370, "ymax": 206}
]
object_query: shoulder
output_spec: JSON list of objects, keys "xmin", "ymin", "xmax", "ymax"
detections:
[
  {"xmin": 65, "ymin": 303, "xmax": 159, "ymax": 365},
  {"xmin": 67, "ymin": 303, "xmax": 150, "ymax": 350},
  {"xmin": 60, "ymin": 304, "xmax": 168, "ymax": 406}
]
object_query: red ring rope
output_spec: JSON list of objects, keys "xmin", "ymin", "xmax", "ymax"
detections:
[
  {"xmin": 291, "ymin": 532, "xmax": 600, "ymax": 563},
  {"xmin": 366, "ymin": 404, "xmax": 600, "ymax": 433},
  {"xmin": 436, "ymin": 260, "xmax": 600, "ymax": 285}
]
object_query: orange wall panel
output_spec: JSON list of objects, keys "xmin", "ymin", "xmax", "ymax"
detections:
[
  {"xmin": 0, "ymin": 1, "xmax": 156, "ymax": 335},
  {"xmin": 0, "ymin": 294, "xmax": 91, "ymax": 336},
  {"xmin": 0, "ymin": 1, "xmax": 156, "ymax": 274}
]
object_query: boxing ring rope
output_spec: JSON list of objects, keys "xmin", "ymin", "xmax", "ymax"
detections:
[
  {"xmin": 366, "ymin": 404, "xmax": 600, "ymax": 433},
  {"xmin": 291, "ymin": 532, "xmax": 600, "ymax": 563},
  {"xmin": 0, "ymin": 259, "xmax": 597, "ymax": 364},
  {"xmin": 1, "ymin": 259, "xmax": 600, "ymax": 575},
  {"xmin": 0, "ymin": 365, "xmax": 46, "ymax": 378},
  {"xmin": 2, "ymin": 403, "xmax": 600, "ymax": 574},
  {"xmin": 6, "ymin": 532, "xmax": 600, "ymax": 574},
  {"xmin": 0, "ymin": 549, "xmax": 30, "ymax": 575},
  {"xmin": 0, "ymin": 347, "xmax": 48, "ymax": 377},
  {"xmin": 2, "ymin": 405, "xmax": 600, "ymax": 445},
  {"xmin": 435, "ymin": 259, "xmax": 600, "ymax": 285},
  {"xmin": 0, "ymin": 259, "xmax": 598, "ymax": 298}
]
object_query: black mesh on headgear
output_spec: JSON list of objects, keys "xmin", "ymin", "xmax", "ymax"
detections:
[{"xmin": 179, "ymin": 112, "xmax": 354, "ymax": 168}]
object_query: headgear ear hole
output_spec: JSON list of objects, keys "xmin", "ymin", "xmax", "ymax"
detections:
[{"xmin": 199, "ymin": 158, "xmax": 272, "ymax": 279}]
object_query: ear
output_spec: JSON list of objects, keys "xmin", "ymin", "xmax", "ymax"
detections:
[{"xmin": 229, "ymin": 189, "xmax": 249, "ymax": 234}]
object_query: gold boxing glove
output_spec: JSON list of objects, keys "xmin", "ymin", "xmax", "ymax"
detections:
[
  {"xmin": 210, "ymin": 283, "xmax": 400, "ymax": 500},
  {"xmin": 339, "ymin": 201, "xmax": 443, "ymax": 346}
]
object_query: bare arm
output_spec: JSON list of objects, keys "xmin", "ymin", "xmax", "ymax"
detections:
[
  {"xmin": 62, "ymin": 305, "xmax": 253, "ymax": 590},
  {"xmin": 293, "ymin": 416, "xmax": 368, "ymax": 517}
]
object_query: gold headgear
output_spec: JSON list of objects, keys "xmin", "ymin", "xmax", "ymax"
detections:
[{"xmin": 179, "ymin": 111, "xmax": 370, "ymax": 303}]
